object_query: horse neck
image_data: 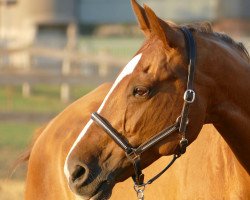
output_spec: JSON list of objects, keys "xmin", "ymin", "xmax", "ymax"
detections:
[{"xmin": 199, "ymin": 36, "xmax": 250, "ymax": 173}]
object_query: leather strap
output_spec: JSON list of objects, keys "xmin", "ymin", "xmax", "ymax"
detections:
[
  {"xmin": 91, "ymin": 112, "xmax": 180, "ymax": 186},
  {"xmin": 91, "ymin": 112, "xmax": 134, "ymax": 154},
  {"xmin": 91, "ymin": 27, "xmax": 197, "ymax": 187},
  {"xmin": 91, "ymin": 112, "xmax": 180, "ymax": 158},
  {"xmin": 179, "ymin": 27, "xmax": 196, "ymax": 140}
]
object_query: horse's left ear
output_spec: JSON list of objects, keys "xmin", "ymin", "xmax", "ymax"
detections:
[{"xmin": 144, "ymin": 4, "xmax": 182, "ymax": 50}]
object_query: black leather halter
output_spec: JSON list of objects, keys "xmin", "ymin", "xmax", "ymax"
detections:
[{"xmin": 91, "ymin": 27, "xmax": 196, "ymax": 193}]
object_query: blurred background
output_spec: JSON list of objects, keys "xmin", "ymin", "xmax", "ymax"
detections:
[{"xmin": 0, "ymin": 0, "xmax": 249, "ymax": 199}]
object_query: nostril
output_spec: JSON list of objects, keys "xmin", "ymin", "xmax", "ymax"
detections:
[{"xmin": 71, "ymin": 164, "xmax": 88, "ymax": 183}]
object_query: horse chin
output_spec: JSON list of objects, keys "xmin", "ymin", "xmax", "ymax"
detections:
[
  {"xmin": 89, "ymin": 188, "xmax": 112, "ymax": 200},
  {"xmin": 77, "ymin": 180, "xmax": 114, "ymax": 200}
]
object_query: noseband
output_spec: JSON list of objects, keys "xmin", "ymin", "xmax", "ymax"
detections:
[{"xmin": 91, "ymin": 27, "xmax": 196, "ymax": 199}]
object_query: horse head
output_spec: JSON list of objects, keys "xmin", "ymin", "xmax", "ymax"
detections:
[{"xmin": 64, "ymin": 1, "xmax": 212, "ymax": 199}]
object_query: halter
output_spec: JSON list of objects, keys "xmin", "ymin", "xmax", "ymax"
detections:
[{"xmin": 91, "ymin": 27, "xmax": 196, "ymax": 199}]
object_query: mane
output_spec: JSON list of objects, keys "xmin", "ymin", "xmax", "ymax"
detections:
[{"xmin": 182, "ymin": 22, "xmax": 250, "ymax": 62}]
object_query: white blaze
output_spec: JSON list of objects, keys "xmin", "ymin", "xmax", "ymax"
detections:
[{"xmin": 64, "ymin": 53, "xmax": 142, "ymax": 180}]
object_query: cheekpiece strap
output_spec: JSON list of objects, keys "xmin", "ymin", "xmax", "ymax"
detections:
[{"xmin": 178, "ymin": 27, "xmax": 197, "ymax": 154}]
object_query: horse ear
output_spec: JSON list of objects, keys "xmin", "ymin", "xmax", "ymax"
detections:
[
  {"xmin": 131, "ymin": 0, "xmax": 150, "ymax": 37},
  {"xmin": 143, "ymin": 4, "xmax": 170, "ymax": 49},
  {"xmin": 144, "ymin": 4, "xmax": 183, "ymax": 50}
]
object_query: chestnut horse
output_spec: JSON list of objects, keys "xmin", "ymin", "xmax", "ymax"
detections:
[
  {"xmin": 25, "ymin": 82, "xmax": 250, "ymax": 200},
  {"xmin": 64, "ymin": 0, "xmax": 250, "ymax": 199}
]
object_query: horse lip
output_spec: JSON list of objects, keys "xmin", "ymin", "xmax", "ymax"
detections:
[
  {"xmin": 82, "ymin": 180, "xmax": 112, "ymax": 200},
  {"xmin": 89, "ymin": 180, "xmax": 111, "ymax": 200}
]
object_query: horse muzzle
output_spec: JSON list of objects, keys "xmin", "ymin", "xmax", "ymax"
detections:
[{"xmin": 67, "ymin": 159, "xmax": 113, "ymax": 200}]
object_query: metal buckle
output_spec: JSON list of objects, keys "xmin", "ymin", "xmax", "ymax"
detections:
[
  {"xmin": 179, "ymin": 138, "xmax": 189, "ymax": 154},
  {"xmin": 183, "ymin": 89, "xmax": 195, "ymax": 103},
  {"xmin": 126, "ymin": 148, "xmax": 140, "ymax": 161}
]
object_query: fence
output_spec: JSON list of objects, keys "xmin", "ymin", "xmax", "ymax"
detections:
[
  {"xmin": 1, "ymin": 31, "xmax": 249, "ymax": 103},
  {"xmin": 0, "ymin": 45, "xmax": 129, "ymax": 102}
]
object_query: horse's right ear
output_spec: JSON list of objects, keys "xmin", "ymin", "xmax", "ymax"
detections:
[{"xmin": 131, "ymin": 0, "xmax": 150, "ymax": 37}]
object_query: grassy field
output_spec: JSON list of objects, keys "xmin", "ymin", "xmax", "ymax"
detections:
[
  {"xmin": 0, "ymin": 84, "xmax": 95, "ymax": 200},
  {"xmin": 0, "ymin": 85, "xmax": 94, "ymax": 113},
  {"xmin": 0, "ymin": 122, "xmax": 39, "ymax": 179},
  {"xmin": 0, "ymin": 122, "xmax": 36, "ymax": 200},
  {"xmin": 0, "ymin": 121, "xmax": 40, "ymax": 200},
  {"xmin": 0, "ymin": 84, "xmax": 94, "ymax": 178}
]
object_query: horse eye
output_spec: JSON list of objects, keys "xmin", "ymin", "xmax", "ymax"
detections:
[{"xmin": 133, "ymin": 86, "xmax": 150, "ymax": 97}]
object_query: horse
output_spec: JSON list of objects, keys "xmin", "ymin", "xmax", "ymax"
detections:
[
  {"xmin": 24, "ymin": 82, "xmax": 250, "ymax": 200},
  {"xmin": 63, "ymin": 0, "xmax": 250, "ymax": 199},
  {"xmin": 111, "ymin": 124, "xmax": 250, "ymax": 200}
]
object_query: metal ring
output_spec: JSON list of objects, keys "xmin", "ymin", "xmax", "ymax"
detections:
[{"xmin": 183, "ymin": 89, "xmax": 195, "ymax": 103}]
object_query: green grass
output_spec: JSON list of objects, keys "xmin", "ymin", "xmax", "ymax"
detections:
[
  {"xmin": 0, "ymin": 85, "xmax": 94, "ymax": 113},
  {"xmin": 0, "ymin": 85, "xmax": 94, "ymax": 179},
  {"xmin": 0, "ymin": 122, "xmax": 39, "ymax": 150},
  {"xmin": 0, "ymin": 122, "xmax": 41, "ymax": 179}
]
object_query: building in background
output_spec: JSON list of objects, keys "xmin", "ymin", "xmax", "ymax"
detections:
[
  {"xmin": 1, "ymin": 0, "xmax": 250, "ymax": 41},
  {"xmin": 1, "ymin": 0, "xmax": 250, "ymax": 67},
  {"xmin": 78, "ymin": 0, "xmax": 216, "ymax": 24},
  {"xmin": 78, "ymin": 0, "xmax": 250, "ymax": 24},
  {"xmin": 0, "ymin": 0, "xmax": 76, "ymax": 67}
]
